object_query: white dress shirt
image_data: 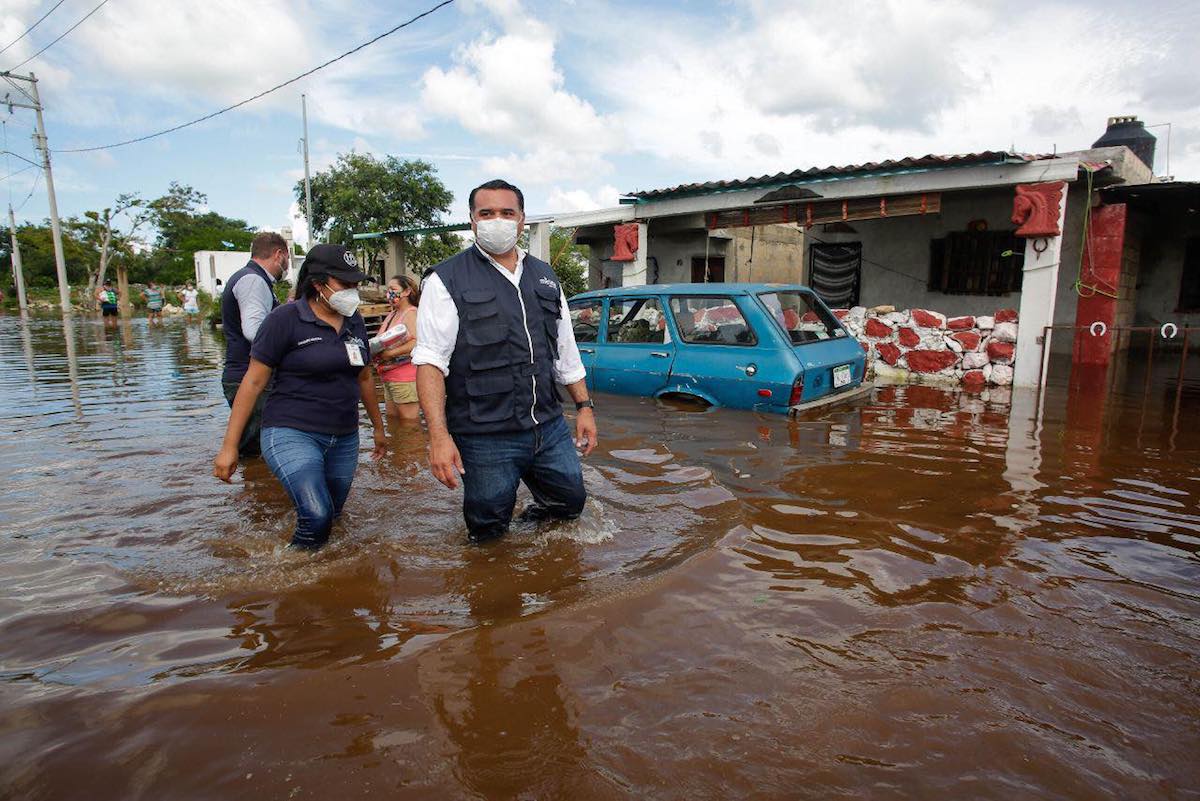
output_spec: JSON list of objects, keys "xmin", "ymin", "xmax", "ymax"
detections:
[{"xmin": 412, "ymin": 245, "xmax": 587, "ymax": 386}]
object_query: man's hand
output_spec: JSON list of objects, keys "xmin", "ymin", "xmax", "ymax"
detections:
[
  {"xmin": 213, "ymin": 445, "xmax": 239, "ymax": 483},
  {"xmin": 575, "ymin": 408, "xmax": 597, "ymax": 457},
  {"xmin": 429, "ymin": 432, "xmax": 465, "ymax": 489},
  {"xmin": 372, "ymin": 428, "xmax": 388, "ymax": 460}
]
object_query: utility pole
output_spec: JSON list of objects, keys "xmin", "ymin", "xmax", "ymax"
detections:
[
  {"xmin": 8, "ymin": 204, "xmax": 29, "ymax": 313},
  {"xmin": 1, "ymin": 70, "xmax": 71, "ymax": 313},
  {"xmin": 301, "ymin": 94, "xmax": 315, "ymax": 246}
]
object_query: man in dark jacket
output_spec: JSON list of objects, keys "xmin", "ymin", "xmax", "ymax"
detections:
[
  {"xmin": 413, "ymin": 179, "xmax": 597, "ymax": 542},
  {"xmin": 220, "ymin": 231, "xmax": 288, "ymax": 456}
]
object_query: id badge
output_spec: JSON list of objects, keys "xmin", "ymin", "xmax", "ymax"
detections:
[{"xmin": 346, "ymin": 342, "xmax": 365, "ymax": 367}]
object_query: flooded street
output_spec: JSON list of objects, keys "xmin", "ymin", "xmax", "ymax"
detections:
[{"xmin": 1, "ymin": 313, "xmax": 1198, "ymax": 800}]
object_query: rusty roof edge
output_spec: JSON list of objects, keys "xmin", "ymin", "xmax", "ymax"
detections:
[{"xmin": 623, "ymin": 152, "xmax": 1041, "ymax": 202}]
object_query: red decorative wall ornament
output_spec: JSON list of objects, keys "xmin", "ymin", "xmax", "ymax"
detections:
[
  {"xmin": 612, "ymin": 223, "xmax": 640, "ymax": 261},
  {"xmin": 1011, "ymin": 182, "xmax": 1065, "ymax": 237}
]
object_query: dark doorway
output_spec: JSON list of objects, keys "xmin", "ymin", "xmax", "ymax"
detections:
[
  {"xmin": 808, "ymin": 242, "xmax": 862, "ymax": 307},
  {"xmin": 691, "ymin": 256, "xmax": 726, "ymax": 283}
]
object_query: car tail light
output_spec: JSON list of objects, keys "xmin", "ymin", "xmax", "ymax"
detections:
[
  {"xmin": 789, "ymin": 374, "xmax": 804, "ymax": 406},
  {"xmin": 757, "ymin": 389, "xmax": 772, "ymax": 398}
]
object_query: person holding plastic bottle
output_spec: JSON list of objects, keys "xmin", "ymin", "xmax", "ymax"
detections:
[{"xmin": 374, "ymin": 275, "xmax": 421, "ymax": 422}]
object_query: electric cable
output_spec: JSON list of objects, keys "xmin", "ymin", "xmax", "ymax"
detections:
[
  {"xmin": 0, "ymin": 0, "xmax": 70, "ymax": 57},
  {"xmin": 6, "ymin": 0, "xmax": 110, "ymax": 72},
  {"xmin": 0, "ymin": 163, "xmax": 37, "ymax": 183},
  {"xmin": 54, "ymin": 0, "xmax": 455, "ymax": 154},
  {"xmin": 14, "ymin": 168, "xmax": 41, "ymax": 212}
]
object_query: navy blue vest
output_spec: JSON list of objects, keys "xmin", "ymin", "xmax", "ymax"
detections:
[
  {"xmin": 221, "ymin": 261, "xmax": 278, "ymax": 383},
  {"xmin": 434, "ymin": 247, "xmax": 563, "ymax": 435}
]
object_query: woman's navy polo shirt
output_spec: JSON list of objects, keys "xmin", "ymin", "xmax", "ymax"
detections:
[{"xmin": 251, "ymin": 298, "xmax": 370, "ymax": 435}]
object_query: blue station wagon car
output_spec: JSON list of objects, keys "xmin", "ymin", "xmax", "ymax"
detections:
[{"xmin": 567, "ymin": 283, "xmax": 869, "ymax": 415}]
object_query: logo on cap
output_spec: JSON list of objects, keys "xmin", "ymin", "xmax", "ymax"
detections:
[{"xmin": 343, "ymin": 251, "xmax": 357, "ymax": 267}]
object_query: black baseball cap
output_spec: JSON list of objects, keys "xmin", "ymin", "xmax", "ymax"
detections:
[{"xmin": 301, "ymin": 244, "xmax": 371, "ymax": 283}]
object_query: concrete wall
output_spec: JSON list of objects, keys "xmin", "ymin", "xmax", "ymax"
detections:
[
  {"xmin": 1134, "ymin": 206, "xmax": 1200, "ymax": 331},
  {"xmin": 728, "ymin": 224, "xmax": 805, "ymax": 283},
  {"xmin": 578, "ymin": 221, "xmax": 804, "ymax": 289},
  {"xmin": 802, "ymin": 188, "xmax": 1028, "ymax": 316},
  {"xmin": 800, "ymin": 185, "xmax": 1092, "ymax": 338}
]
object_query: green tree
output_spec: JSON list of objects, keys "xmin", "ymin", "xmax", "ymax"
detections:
[
  {"xmin": 75, "ymin": 192, "xmax": 151, "ymax": 310},
  {"xmin": 146, "ymin": 182, "xmax": 255, "ymax": 284},
  {"xmin": 2, "ymin": 219, "xmax": 93, "ymax": 289},
  {"xmin": 548, "ymin": 228, "xmax": 589, "ymax": 297},
  {"xmin": 297, "ymin": 154, "xmax": 453, "ymax": 264},
  {"xmin": 406, "ymin": 231, "xmax": 464, "ymax": 274}
]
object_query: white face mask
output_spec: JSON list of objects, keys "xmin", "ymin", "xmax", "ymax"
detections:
[
  {"xmin": 475, "ymin": 217, "xmax": 519, "ymax": 255},
  {"xmin": 321, "ymin": 285, "xmax": 360, "ymax": 316}
]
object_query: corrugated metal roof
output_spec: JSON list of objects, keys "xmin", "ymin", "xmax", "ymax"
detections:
[{"xmin": 624, "ymin": 151, "xmax": 1047, "ymax": 201}]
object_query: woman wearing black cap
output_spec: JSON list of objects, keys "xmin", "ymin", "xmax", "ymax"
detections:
[{"xmin": 213, "ymin": 244, "xmax": 387, "ymax": 550}]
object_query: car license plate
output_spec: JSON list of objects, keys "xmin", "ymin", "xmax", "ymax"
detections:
[{"xmin": 832, "ymin": 364, "xmax": 851, "ymax": 388}]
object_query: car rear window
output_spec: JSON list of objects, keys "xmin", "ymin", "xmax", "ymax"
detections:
[
  {"xmin": 759, "ymin": 291, "xmax": 846, "ymax": 345},
  {"xmin": 668, "ymin": 296, "xmax": 757, "ymax": 346}
]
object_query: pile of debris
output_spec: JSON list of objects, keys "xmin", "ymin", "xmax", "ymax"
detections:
[{"xmin": 833, "ymin": 305, "xmax": 1019, "ymax": 388}]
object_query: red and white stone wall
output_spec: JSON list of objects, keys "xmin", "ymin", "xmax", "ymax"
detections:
[{"xmin": 833, "ymin": 306, "xmax": 1020, "ymax": 389}]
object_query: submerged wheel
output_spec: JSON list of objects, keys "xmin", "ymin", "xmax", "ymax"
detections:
[{"xmin": 657, "ymin": 392, "xmax": 713, "ymax": 410}]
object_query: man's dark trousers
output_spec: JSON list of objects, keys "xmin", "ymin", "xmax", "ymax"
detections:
[{"xmin": 454, "ymin": 414, "xmax": 586, "ymax": 542}]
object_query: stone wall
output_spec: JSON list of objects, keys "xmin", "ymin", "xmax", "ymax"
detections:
[{"xmin": 834, "ymin": 305, "xmax": 1020, "ymax": 390}]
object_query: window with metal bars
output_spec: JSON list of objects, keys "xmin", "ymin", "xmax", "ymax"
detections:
[{"xmin": 928, "ymin": 230, "xmax": 1024, "ymax": 295}]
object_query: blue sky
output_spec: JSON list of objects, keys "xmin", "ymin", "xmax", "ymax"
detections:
[{"xmin": 2, "ymin": 0, "xmax": 1197, "ymax": 246}]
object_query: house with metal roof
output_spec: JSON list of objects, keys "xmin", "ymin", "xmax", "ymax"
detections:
[{"xmin": 356, "ymin": 116, "xmax": 1195, "ymax": 389}]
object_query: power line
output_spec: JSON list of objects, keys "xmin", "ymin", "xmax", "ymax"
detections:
[
  {"xmin": 55, "ymin": 0, "xmax": 455, "ymax": 154},
  {"xmin": 6, "ymin": 0, "xmax": 111, "ymax": 72},
  {"xmin": 14, "ymin": 168, "xmax": 41, "ymax": 212},
  {"xmin": 0, "ymin": 0, "xmax": 70, "ymax": 57},
  {"xmin": 0, "ymin": 163, "xmax": 37, "ymax": 183}
]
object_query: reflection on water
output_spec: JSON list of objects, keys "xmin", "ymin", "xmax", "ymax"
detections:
[{"xmin": 0, "ymin": 313, "xmax": 1198, "ymax": 800}]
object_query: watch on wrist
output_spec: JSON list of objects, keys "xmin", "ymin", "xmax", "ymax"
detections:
[{"xmin": 575, "ymin": 399, "xmax": 594, "ymax": 411}]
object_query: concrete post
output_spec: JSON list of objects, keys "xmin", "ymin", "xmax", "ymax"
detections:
[
  {"xmin": 1072, "ymin": 203, "xmax": 1125, "ymax": 366},
  {"xmin": 621, "ymin": 222, "xmax": 649, "ymax": 286},
  {"xmin": 28, "ymin": 76, "xmax": 71, "ymax": 314},
  {"xmin": 529, "ymin": 222, "xmax": 551, "ymax": 263},
  {"xmin": 387, "ymin": 235, "xmax": 408, "ymax": 277},
  {"xmin": 8, "ymin": 205, "xmax": 28, "ymax": 313},
  {"xmin": 1013, "ymin": 183, "xmax": 1068, "ymax": 388}
]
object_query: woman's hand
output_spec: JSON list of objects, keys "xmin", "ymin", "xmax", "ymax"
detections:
[
  {"xmin": 372, "ymin": 428, "xmax": 388, "ymax": 460},
  {"xmin": 213, "ymin": 445, "xmax": 239, "ymax": 482}
]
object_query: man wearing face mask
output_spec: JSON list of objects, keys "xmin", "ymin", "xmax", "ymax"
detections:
[
  {"xmin": 413, "ymin": 179, "xmax": 596, "ymax": 543},
  {"xmin": 221, "ymin": 231, "xmax": 290, "ymax": 456}
]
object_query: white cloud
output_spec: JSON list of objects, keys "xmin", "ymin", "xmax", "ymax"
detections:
[
  {"xmin": 420, "ymin": 0, "xmax": 621, "ymax": 185},
  {"xmin": 482, "ymin": 145, "xmax": 610, "ymax": 187},
  {"xmin": 545, "ymin": 184, "xmax": 621, "ymax": 213},
  {"xmin": 574, "ymin": 0, "xmax": 1200, "ymax": 182}
]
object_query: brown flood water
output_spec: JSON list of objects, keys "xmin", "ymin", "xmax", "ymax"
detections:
[{"xmin": 0, "ymin": 313, "xmax": 1198, "ymax": 800}]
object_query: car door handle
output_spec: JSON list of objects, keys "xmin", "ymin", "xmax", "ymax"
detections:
[
  {"xmin": 650, "ymin": 351, "xmax": 670, "ymax": 358},
  {"xmin": 579, "ymin": 347, "xmax": 594, "ymax": 354}
]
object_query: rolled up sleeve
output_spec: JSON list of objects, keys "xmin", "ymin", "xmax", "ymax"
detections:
[
  {"xmin": 236, "ymin": 274, "xmax": 275, "ymax": 341},
  {"xmin": 553, "ymin": 289, "xmax": 587, "ymax": 386},
  {"xmin": 411, "ymin": 273, "xmax": 458, "ymax": 377}
]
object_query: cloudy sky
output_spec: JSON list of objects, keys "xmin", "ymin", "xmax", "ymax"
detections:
[{"xmin": 1, "ymin": 0, "xmax": 1196, "ymax": 244}]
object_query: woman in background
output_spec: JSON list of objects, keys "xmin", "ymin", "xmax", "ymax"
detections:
[
  {"xmin": 142, "ymin": 280, "xmax": 164, "ymax": 325},
  {"xmin": 96, "ymin": 279, "xmax": 118, "ymax": 328},
  {"xmin": 375, "ymin": 275, "xmax": 421, "ymax": 421},
  {"xmin": 181, "ymin": 281, "xmax": 200, "ymax": 319}
]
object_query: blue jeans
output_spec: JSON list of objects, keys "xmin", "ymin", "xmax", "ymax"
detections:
[
  {"xmin": 454, "ymin": 414, "xmax": 587, "ymax": 543},
  {"xmin": 261, "ymin": 426, "xmax": 360, "ymax": 549}
]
